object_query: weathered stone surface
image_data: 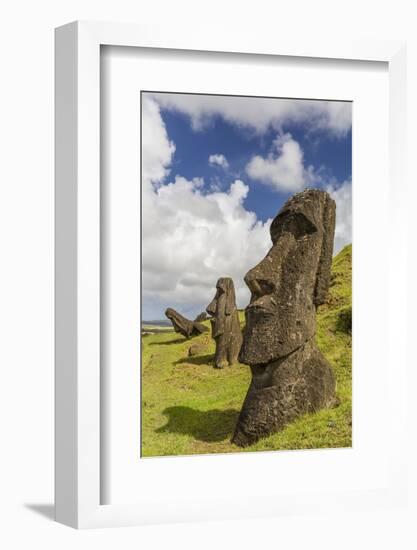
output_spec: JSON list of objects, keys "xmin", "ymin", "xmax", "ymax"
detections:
[
  {"xmin": 194, "ymin": 312, "xmax": 208, "ymax": 322},
  {"xmin": 232, "ymin": 340, "xmax": 336, "ymax": 446},
  {"xmin": 232, "ymin": 189, "xmax": 336, "ymax": 446},
  {"xmin": 165, "ymin": 308, "xmax": 208, "ymax": 338},
  {"xmin": 206, "ymin": 278, "xmax": 243, "ymax": 368}
]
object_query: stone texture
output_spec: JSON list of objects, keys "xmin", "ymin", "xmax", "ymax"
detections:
[
  {"xmin": 194, "ymin": 312, "xmax": 208, "ymax": 322},
  {"xmin": 206, "ymin": 278, "xmax": 243, "ymax": 368},
  {"xmin": 232, "ymin": 189, "xmax": 337, "ymax": 446},
  {"xmin": 165, "ymin": 308, "xmax": 208, "ymax": 338}
]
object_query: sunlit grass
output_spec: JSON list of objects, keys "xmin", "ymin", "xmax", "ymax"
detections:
[{"xmin": 141, "ymin": 245, "xmax": 352, "ymax": 457}]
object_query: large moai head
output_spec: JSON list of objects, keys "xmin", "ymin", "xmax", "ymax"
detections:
[
  {"xmin": 206, "ymin": 277, "xmax": 238, "ymax": 338},
  {"xmin": 239, "ymin": 189, "xmax": 336, "ymax": 366}
]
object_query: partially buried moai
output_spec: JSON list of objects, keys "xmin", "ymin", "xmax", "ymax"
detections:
[
  {"xmin": 232, "ymin": 189, "xmax": 337, "ymax": 447},
  {"xmin": 206, "ymin": 278, "xmax": 243, "ymax": 369},
  {"xmin": 165, "ymin": 308, "xmax": 209, "ymax": 338}
]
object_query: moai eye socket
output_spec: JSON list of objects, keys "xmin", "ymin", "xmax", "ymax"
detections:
[{"xmin": 271, "ymin": 211, "xmax": 318, "ymax": 242}]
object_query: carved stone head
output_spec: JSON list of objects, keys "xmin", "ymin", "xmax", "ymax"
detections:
[
  {"xmin": 206, "ymin": 277, "xmax": 238, "ymax": 338},
  {"xmin": 165, "ymin": 307, "xmax": 191, "ymax": 334},
  {"xmin": 165, "ymin": 307, "xmax": 208, "ymax": 338},
  {"xmin": 239, "ymin": 189, "xmax": 336, "ymax": 366}
]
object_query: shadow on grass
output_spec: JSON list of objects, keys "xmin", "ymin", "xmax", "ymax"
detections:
[
  {"xmin": 24, "ymin": 503, "xmax": 55, "ymax": 521},
  {"xmin": 156, "ymin": 406, "xmax": 239, "ymax": 442},
  {"xmin": 149, "ymin": 338, "xmax": 186, "ymax": 346},
  {"xmin": 174, "ymin": 354, "xmax": 214, "ymax": 366}
]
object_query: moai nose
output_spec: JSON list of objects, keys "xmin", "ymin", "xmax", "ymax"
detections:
[
  {"xmin": 244, "ymin": 263, "xmax": 276, "ymax": 300},
  {"xmin": 206, "ymin": 298, "xmax": 216, "ymax": 316}
]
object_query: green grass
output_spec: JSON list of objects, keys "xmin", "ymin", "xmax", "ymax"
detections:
[{"xmin": 141, "ymin": 244, "xmax": 352, "ymax": 457}]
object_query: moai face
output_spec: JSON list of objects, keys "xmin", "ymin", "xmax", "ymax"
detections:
[
  {"xmin": 206, "ymin": 278, "xmax": 237, "ymax": 338},
  {"xmin": 165, "ymin": 308, "xmax": 193, "ymax": 337},
  {"xmin": 206, "ymin": 277, "xmax": 242, "ymax": 368},
  {"xmin": 239, "ymin": 190, "xmax": 336, "ymax": 366},
  {"xmin": 165, "ymin": 307, "xmax": 208, "ymax": 337},
  {"xmin": 165, "ymin": 307, "xmax": 188, "ymax": 333}
]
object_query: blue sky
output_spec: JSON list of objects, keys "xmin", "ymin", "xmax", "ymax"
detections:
[
  {"xmin": 141, "ymin": 92, "xmax": 352, "ymax": 320},
  {"xmin": 162, "ymin": 105, "xmax": 351, "ymax": 223}
]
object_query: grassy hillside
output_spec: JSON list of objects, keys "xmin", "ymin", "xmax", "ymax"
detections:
[{"xmin": 141, "ymin": 244, "xmax": 352, "ymax": 457}]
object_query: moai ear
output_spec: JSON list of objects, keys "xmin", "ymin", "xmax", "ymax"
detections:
[
  {"xmin": 314, "ymin": 194, "xmax": 336, "ymax": 306},
  {"xmin": 225, "ymin": 278, "xmax": 237, "ymax": 315}
]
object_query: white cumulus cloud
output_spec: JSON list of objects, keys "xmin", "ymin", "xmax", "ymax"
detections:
[
  {"xmin": 327, "ymin": 180, "xmax": 352, "ymax": 253},
  {"xmin": 208, "ymin": 153, "xmax": 229, "ymax": 169},
  {"xmin": 141, "ymin": 95, "xmax": 271, "ymax": 319},
  {"xmin": 151, "ymin": 92, "xmax": 352, "ymax": 136},
  {"xmin": 142, "ymin": 96, "xmax": 175, "ymax": 187},
  {"xmin": 246, "ymin": 133, "xmax": 320, "ymax": 192}
]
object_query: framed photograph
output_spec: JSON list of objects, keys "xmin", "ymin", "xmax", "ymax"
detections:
[
  {"xmin": 139, "ymin": 89, "xmax": 352, "ymax": 458},
  {"xmin": 55, "ymin": 21, "xmax": 407, "ymax": 528}
]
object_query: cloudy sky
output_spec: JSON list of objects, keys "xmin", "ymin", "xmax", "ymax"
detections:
[{"xmin": 141, "ymin": 92, "xmax": 352, "ymax": 320}]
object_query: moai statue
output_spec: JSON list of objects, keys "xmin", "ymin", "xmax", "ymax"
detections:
[
  {"xmin": 232, "ymin": 189, "xmax": 337, "ymax": 447},
  {"xmin": 165, "ymin": 308, "xmax": 209, "ymax": 338},
  {"xmin": 206, "ymin": 278, "xmax": 243, "ymax": 368},
  {"xmin": 194, "ymin": 312, "xmax": 208, "ymax": 323}
]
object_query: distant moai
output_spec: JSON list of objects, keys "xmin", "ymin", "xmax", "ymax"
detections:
[
  {"xmin": 206, "ymin": 278, "xmax": 243, "ymax": 369},
  {"xmin": 165, "ymin": 308, "xmax": 208, "ymax": 338},
  {"xmin": 232, "ymin": 189, "xmax": 337, "ymax": 447},
  {"xmin": 194, "ymin": 312, "xmax": 208, "ymax": 323}
]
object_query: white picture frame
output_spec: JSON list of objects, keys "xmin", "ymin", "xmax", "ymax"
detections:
[{"xmin": 55, "ymin": 20, "xmax": 407, "ymax": 529}]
